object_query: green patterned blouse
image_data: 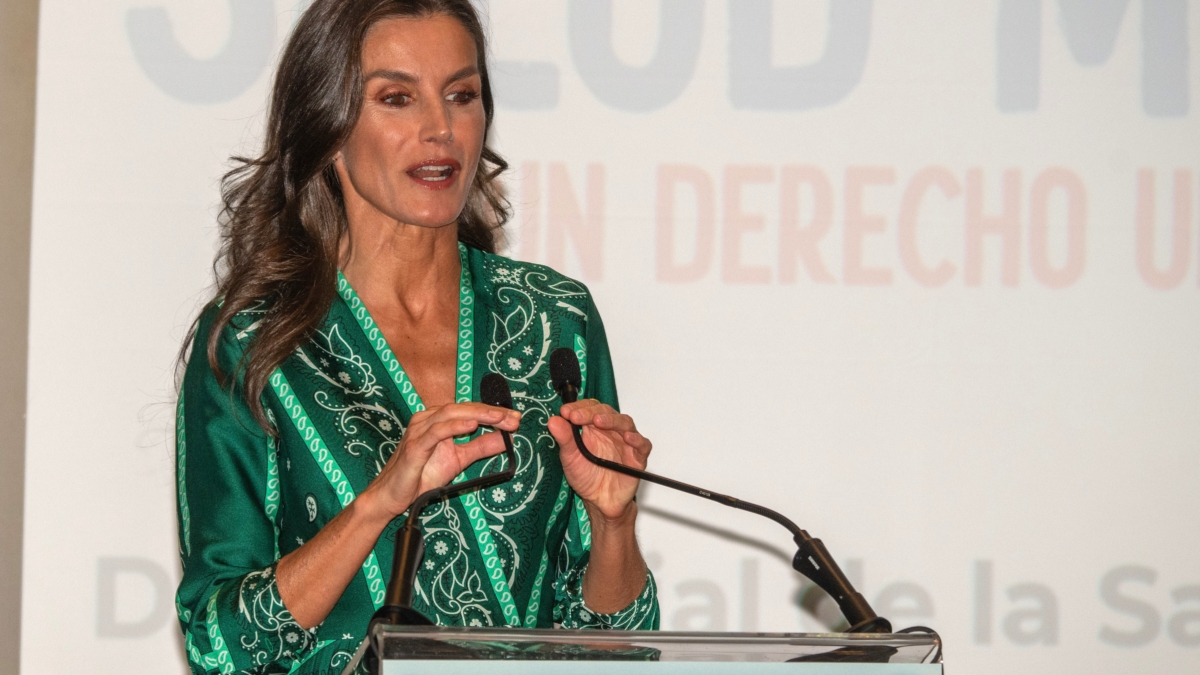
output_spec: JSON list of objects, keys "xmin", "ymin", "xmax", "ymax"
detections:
[{"xmin": 175, "ymin": 245, "xmax": 660, "ymax": 674}]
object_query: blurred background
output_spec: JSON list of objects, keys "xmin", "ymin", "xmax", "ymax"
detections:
[{"xmin": 2, "ymin": 1, "xmax": 1198, "ymax": 673}]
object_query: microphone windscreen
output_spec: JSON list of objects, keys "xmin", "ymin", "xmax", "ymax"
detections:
[
  {"xmin": 479, "ymin": 373, "xmax": 514, "ymax": 410},
  {"xmin": 549, "ymin": 348, "xmax": 583, "ymax": 391}
]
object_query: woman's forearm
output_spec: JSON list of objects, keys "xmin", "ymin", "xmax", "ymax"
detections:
[
  {"xmin": 276, "ymin": 491, "xmax": 394, "ymax": 629},
  {"xmin": 274, "ymin": 406, "xmax": 517, "ymax": 629},
  {"xmin": 581, "ymin": 502, "xmax": 648, "ymax": 613}
]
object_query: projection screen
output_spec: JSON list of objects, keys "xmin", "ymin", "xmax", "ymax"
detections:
[{"xmin": 22, "ymin": 1, "xmax": 1200, "ymax": 673}]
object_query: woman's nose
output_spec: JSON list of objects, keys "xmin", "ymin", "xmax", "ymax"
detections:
[{"xmin": 420, "ymin": 98, "xmax": 454, "ymax": 144}]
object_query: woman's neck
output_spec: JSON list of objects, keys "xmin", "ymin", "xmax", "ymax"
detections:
[{"xmin": 339, "ymin": 218, "xmax": 462, "ymax": 322}]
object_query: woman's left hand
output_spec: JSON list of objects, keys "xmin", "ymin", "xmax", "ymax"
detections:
[{"xmin": 549, "ymin": 400, "xmax": 652, "ymax": 522}]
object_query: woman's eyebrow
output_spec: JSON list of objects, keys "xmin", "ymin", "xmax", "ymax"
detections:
[
  {"xmin": 444, "ymin": 65, "xmax": 479, "ymax": 83},
  {"xmin": 363, "ymin": 65, "xmax": 479, "ymax": 85},
  {"xmin": 363, "ymin": 69, "xmax": 417, "ymax": 84}
]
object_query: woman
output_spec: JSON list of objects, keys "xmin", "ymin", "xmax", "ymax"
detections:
[{"xmin": 174, "ymin": 1, "xmax": 658, "ymax": 673}]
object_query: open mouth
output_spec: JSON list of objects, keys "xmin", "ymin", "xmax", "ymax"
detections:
[{"xmin": 407, "ymin": 159, "xmax": 461, "ymax": 187}]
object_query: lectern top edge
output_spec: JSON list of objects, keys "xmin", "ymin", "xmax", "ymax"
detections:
[
  {"xmin": 362, "ymin": 624, "xmax": 943, "ymax": 670},
  {"xmin": 373, "ymin": 624, "xmax": 938, "ymax": 648}
]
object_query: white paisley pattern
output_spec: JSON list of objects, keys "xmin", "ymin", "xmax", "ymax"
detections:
[
  {"xmin": 297, "ymin": 328, "xmax": 405, "ymax": 478},
  {"xmin": 175, "ymin": 247, "xmax": 658, "ymax": 675},
  {"xmin": 413, "ymin": 499, "xmax": 496, "ymax": 627},
  {"xmin": 235, "ymin": 567, "xmax": 312, "ymax": 667},
  {"xmin": 331, "ymin": 246, "xmax": 500, "ymax": 627}
]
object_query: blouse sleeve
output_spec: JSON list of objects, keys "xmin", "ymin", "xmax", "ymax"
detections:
[
  {"xmin": 175, "ymin": 308, "xmax": 316, "ymax": 674},
  {"xmin": 551, "ymin": 294, "xmax": 661, "ymax": 630}
]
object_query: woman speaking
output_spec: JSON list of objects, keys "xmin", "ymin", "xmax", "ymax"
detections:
[{"xmin": 174, "ymin": 1, "xmax": 659, "ymax": 672}]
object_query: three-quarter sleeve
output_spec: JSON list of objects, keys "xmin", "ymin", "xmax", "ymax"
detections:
[
  {"xmin": 550, "ymin": 294, "xmax": 661, "ymax": 631},
  {"xmin": 552, "ymin": 506, "xmax": 661, "ymax": 630},
  {"xmin": 175, "ymin": 308, "xmax": 314, "ymax": 674}
]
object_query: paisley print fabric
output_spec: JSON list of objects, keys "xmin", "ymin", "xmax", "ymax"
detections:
[{"xmin": 175, "ymin": 247, "xmax": 660, "ymax": 674}]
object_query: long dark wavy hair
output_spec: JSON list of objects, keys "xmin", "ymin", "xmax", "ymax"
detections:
[{"xmin": 189, "ymin": 0, "xmax": 510, "ymax": 432}]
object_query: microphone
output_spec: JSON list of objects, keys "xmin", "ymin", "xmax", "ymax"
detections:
[
  {"xmin": 548, "ymin": 348, "xmax": 891, "ymax": 634},
  {"xmin": 370, "ymin": 373, "xmax": 519, "ymax": 629},
  {"xmin": 480, "ymin": 370, "xmax": 515, "ymax": 411}
]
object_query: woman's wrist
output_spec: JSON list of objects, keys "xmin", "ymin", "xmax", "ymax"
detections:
[
  {"xmin": 584, "ymin": 500, "xmax": 638, "ymax": 537},
  {"xmin": 351, "ymin": 486, "xmax": 407, "ymax": 532},
  {"xmin": 580, "ymin": 500, "xmax": 647, "ymax": 613}
]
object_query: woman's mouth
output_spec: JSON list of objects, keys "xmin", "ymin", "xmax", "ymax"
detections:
[{"xmin": 406, "ymin": 159, "xmax": 461, "ymax": 189}]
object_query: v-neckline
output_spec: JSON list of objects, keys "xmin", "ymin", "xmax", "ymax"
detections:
[
  {"xmin": 336, "ymin": 242, "xmax": 476, "ymax": 416},
  {"xmin": 335, "ymin": 244, "xmax": 525, "ymax": 626}
]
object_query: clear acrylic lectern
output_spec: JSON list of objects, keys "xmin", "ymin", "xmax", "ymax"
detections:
[{"xmin": 345, "ymin": 625, "xmax": 943, "ymax": 674}]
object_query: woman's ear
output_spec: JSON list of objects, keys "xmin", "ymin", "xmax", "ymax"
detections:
[
  {"xmin": 331, "ymin": 153, "xmax": 362, "ymax": 204},
  {"xmin": 331, "ymin": 153, "xmax": 349, "ymax": 181}
]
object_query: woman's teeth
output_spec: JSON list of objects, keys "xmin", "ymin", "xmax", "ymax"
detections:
[{"xmin": 411, "ymin": 165, "xmax": 454, "ymax": 181}]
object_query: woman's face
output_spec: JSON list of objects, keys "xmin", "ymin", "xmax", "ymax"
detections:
[{"xmin": 336, "ymin": 15, "xmax": 486, "ymax": 230}]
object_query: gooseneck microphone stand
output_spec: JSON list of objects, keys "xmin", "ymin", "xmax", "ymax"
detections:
[
  {"xmin": 364, "ymin": 373, "xmax": 520, "ymax": 671},
  {"xmin": 548, "ymin": 348, "xmax": 892, "ymax": 634}
]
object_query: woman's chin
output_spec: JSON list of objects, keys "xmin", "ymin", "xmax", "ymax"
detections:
[
  {"xmin": 387, "ymin": 196, "xmax": 468, "ymax": 231},
  {"xmin": 395, "ymin": 212, "xmax": 462, "ymax": 231}
]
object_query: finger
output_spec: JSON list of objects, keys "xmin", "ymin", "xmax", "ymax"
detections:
[
  {"xmin": 560, "ymin": 399, "xmax": 608, "ymax": 414},
  {"xmin": 414, "ymin": 419, "xmax": 484, "ymax": 453},
  {"xmin": 418, "ymin": 434, "xmax": 508, "ymax": 492},
  {"xmin": 427, "ymin": 402, "xmax": 522, "ymax": 430},
  {"xmin": 624, "ymin": 431, "xmax": 652, "ymax": 464},
  {"xmin": 561, "ymin": 401, "xmax": 615, "ymax": 425},
  {"xmin": 559, "ymin": 398, "xmax": 598, "ymax": 410},
  {"xmin": 578, "ymin": 425, "xmax": 627, "ymax": 462},
  {"xmin": 590, "ymin": 413, "xmax": 636, "ymax": 433},
  {"xmin": 404, "ymin": 408, "xmax": 436, "ymax": 436},
  {"xmin": 547, "ymin": 416, "xmax": 578, "ymax": 454},
  {"xmin": 622, "ymin": 430, "xmax": 651, "ymax": 451},
  {"xmin": 451, "ymin": 432, "xmax": 508, "ymax": 466},
  {"xmin": 557, "ymin": 400, "xmax": 587, "ymax": 421}
]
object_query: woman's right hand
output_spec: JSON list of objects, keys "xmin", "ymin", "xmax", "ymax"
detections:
[{"xmin": 360, "ymin": 403, "xmax": 521, "ymax": 521}]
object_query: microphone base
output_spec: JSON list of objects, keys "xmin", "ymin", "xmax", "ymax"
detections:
[
  {"xmin": 792, "ymin": 535, "xmax": 891, "ymax": 635},
  {"xmin": 364, "ymin": 606, "xmax": 433, "ymax": 675},
  {"xmin": 370, "ymin": 604, "xmax": 434, "ymax": 627},
  {"xmin": 847, "ymin": 617, "xmax": 893, "ymax": 634}
]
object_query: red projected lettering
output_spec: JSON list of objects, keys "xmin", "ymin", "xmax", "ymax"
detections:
[{"xmin": 655, "ymin": 164, "xmax": 1094, "ymax": 288}]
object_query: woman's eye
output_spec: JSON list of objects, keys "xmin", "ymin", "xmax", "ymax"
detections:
[
  {"xmin": 382, "ymin": 92, "xmax": 411, "ymax": 106},
  {"xmin": 447, "ymin": 90, "xmax": 479, "ymax": 104}
]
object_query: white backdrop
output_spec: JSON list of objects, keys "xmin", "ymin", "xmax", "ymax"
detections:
[{"xmin": 22, "ymin": 1, "xmax": 1200, "ymax": 673}]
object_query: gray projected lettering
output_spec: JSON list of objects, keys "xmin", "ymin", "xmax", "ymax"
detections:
[
  {"xmin": 973, "ymin": 560, "xmax": 995, "ymax": 644},
  {"xmin": 995, "ymin": 0, "xmax": 1041, "ymax": 112},
  {"xmin": 1003, "ymin": 583, "xmax": 1059, "ymax": 645},
  {"xmin": 729, "ymin": 0, "xmax": 873, "ymax": 110},
  {"xmin": 126, "ymin": 0, "xmax": 276, "ymax": 104},
  {"xmin": 474, "ymin": 0, "xmax": 559, "ymax": 110},
  {"xmin": 568, "ymin": 0, "xmax": 704, "ymax": 112},
  {"xmin": 996, "ymin": 0, "xmax": 1188, "ymax": 116},
  {"xmin": 1168, "ymin": 586, "xmax": 1200, "ymax": 647},
  {"xmin": 875, "ymin": 582, "xmax": 935, "ymax": 624},
  {"xmin": 1096, "ymin": 567, "xmax": 1200, "ymax": 646},
  {"xmin": 96, "ymin": 558, "xmax": 172, "ymax": 638},
  {"xmin": 797, "ymin": 559, "xmax": 863, "ymax": 631},
  {"xmin": 739, "ymin": 558, "xmax": 759, "ymax": 631},
  {"xmin": 1100, "ymin": 565, "xmax": 1162, "ymax": 646},
  {"xmin": 671, "ymin": 579, "xmax": 728, "ymax": 630},
  {"xmin": 973, "ymin": 560, "xmax": 1061, "ymax": 646},
  {"xmin": 1058, "ymin": 0, "xmax": 1132, "ymax": 65},
  {"xmin": 1141, "ymin": 0, "xmax": 1190, "ymax": 115}
]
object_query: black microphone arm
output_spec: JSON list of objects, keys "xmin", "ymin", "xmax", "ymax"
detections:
[
  {"xmin": 548, "ymin": 348, "xmax": 891, "ymax": 634},
  {"xmin": 370, "ymin": 373, "xmax": 519, "ymax": 629}
]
